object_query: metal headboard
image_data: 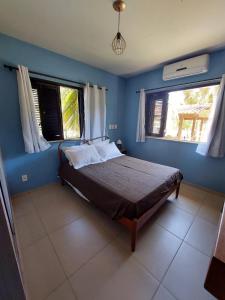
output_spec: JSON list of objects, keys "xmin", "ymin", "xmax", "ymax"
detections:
[{"xmin": 58, "ymin": 136, "xmax": 110, "ymax": 165}]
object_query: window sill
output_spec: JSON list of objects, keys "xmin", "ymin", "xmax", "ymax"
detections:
[
  {"xmin": 145, "ymin": 136, "xmax": 198, "ymax": 145},
  {"xmin": 50, "ymin": 138, "xmax": 81, "ymax": 143}
]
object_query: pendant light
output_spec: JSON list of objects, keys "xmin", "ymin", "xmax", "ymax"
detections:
[{"xmin": 112, "ymin": 0, "xmax": 126, "ymax": 55}]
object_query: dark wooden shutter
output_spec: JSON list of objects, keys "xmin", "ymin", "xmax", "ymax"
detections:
[
  {"xmin": 145, "ymin": 92, "xmax": 168, "ymax": 137},
  {"xmin": 78, "ymin": 88, "xmax": 84, "ymax": 138},
  {"xmin": 31, "ymin": 80, "xmax": 63, "ymax": 141},
  {"xmin": 32, "ymin": 87, "xmax": 42, "ymax": 135},
  {"xmin": 39, "ymin": 83, "xmax": 63, "ymax": 141}
]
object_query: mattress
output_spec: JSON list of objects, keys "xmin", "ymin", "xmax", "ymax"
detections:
[{"xmin": 59, "ymin": 155, "xmax": 183, "ymax": 219}]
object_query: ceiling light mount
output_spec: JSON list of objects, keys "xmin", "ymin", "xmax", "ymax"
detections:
[
  {"xmin": 113, "ymin": 0, "xmax": 126, "ymax": 12},
  {"xmin": 112, "ymin": 0, "xmax": 126, "ymax": 55}
]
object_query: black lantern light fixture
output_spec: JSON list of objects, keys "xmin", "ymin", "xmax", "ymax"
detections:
[{"xmin": 112, "ymin": 0, "xmax": 126, "ymax": 55}]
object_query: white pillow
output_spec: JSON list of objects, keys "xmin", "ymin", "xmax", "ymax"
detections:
[
  {"xmin": 94, "ymin": 142, "xmax": 124, "ymax": 161},
  {"xmin": 65, "ymin": 145, "xmax": 103, "ymax": 169},
  {"xmin": 88, "ymin": 139, "xmax": 110, "ymax": 145},
  {"xmin": 63, "ymin": 144, "xmax": 89, "ymax": 163},
  {"xmin": 63, "ymin": 144, "xmax": 89, "ymax": 152}
]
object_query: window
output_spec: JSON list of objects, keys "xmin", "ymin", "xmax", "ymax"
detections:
[
  {"xmin": 31, "ymin": 79, "xmax": 84, "ymax": 141},
  {"xmin": 145, "ymin": 84, "xmax": 220, "ymax": 142}
]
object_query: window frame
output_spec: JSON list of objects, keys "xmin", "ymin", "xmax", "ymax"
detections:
[
  {"xmin": 145, "ymin": 81, "xmax": 220, "ymax": 141},
  {"xmin": 31, "ymin": 78, "xmax": 84, "ymax": 141}
]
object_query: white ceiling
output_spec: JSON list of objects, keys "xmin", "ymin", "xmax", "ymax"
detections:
[{"xmin": 0, "ymin": 0, "xmax": 225, "ymax": 77}]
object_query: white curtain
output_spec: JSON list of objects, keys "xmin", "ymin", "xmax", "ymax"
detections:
[
  {"xmin": 83, "ymin": 83, "xmax": 106, "ymax": 140},
  {"xmin": 17, "ymin": 65, "xmax": 50, "ymax": 153},
  {"xmin": 196, "ymin": 75, "xmax": 225, "ymax": 158},
  {"xmin": 136, "ymin": 89, "xmax": 146, "ymax": 142}
]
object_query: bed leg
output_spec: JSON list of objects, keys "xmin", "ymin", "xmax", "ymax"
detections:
[
  {"xmin": 131, "ymin": 221, "xmax": 138, "ymax": 252},
  {"xmin": 176, "ymin": 183, "xmax": 180, "ymax": 199}
]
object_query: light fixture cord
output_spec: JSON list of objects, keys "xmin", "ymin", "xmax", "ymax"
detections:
[{"xmin": 118, "ymin": 11, "xmax": 120, "ymax": 33}]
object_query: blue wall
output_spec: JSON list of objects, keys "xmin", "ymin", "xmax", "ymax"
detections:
[
  {"xmin": 0, "ymin": 34, "xmax": 125, "ymax": 194},
  {"xmin": 0, "ymin": 32, "xmax": 224, "ymax": 195},
  {"xmin": 123, "ymin": 49, "xmax": 225, "ymax": 193}
]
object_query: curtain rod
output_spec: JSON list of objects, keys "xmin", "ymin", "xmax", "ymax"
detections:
[
  {"xmin": 136, "ymin": 77, "xmax": 221, "ymax": 94},
  {"xmin": 3, "ymin": 64, "xmax": 108, "ymax": 91}
]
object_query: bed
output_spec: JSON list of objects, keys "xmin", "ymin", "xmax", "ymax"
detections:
[{"xmin": 58, "ymin": 137, "xmax": 183, "ymax": 251}]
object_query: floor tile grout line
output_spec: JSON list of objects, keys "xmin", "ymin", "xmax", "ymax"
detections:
[
  {"xmin": 39, "ymin": 213, "xmax": 83, "ymax": 237},
  {"xmin": 152, "ymin": 199, "xmax": 200, "ymax": 299},
  {"xmin": 113, "ymin": 237, "xmax": 161, "ymax": 284},
  {"xmin": 150, "ymin": 286, "xmax": 159, "ymax": 300},
  {"xmin": 34, "ymin": 202, "xmax": 120, "ymax": 299},
  {"xmin": 12, "ymin": 182, "xmax": 61, "ymax": 199},
  {"xmin": 26, "ymin": 203, "xmax": 74, "ymax": 299},
  {"xmin": 156, "ymin": 192, "xmax": 205, "ymax": 241},
  {"xmin": 120, "ymin": 227, "xmax": 181, "ymax": 284},
  {"xmin": 155, "ymin": 198, "xmax": 204, "ymax": 300},
  {"xmin": 183, "ymin": 205, "xmax": 220, "ymax": 259},
  {"xmin": 13, "ymin": 193, "xmax": 38, "ymax": 220},
  {"xmin": 13, "ymin": 210, "xmax": 47, "ymax": 250},
  {"xmin": 13, "ymin": 196, "xmax": 72, "ymax": 300},
  {"xmin": 160, "ymin": 284, "xmax": 180, "ymax": 300},
  {"xmin": 68, "ymin": 233, "xmax": 161, "ymax": 298},
  {"xmin": 44, "ymin": 279, "xmax": 78, "ymax": 300},
  {"xmin": 174, "ymin": 188, "xmax": 225, "ymax": 213},
  {"xmin": 132, "ymin": 255, "xmax": 161, "ymax": 285},
  {"xmin": 22, "ymin": 185, "xmax": 121, "ymax": 276},
  {"xmin": 66, "ymin": 238, "xmax": 121, "ymax": 297},
  {"xmin": 30, "ymin": 188, "xmax": 91, "ymax": 236},
  {"xmin": 196, "ymin": 213, "xmax": 221, "ymax": 226},
  {"xmin": 155, "ymin": 221, "xmax": 188, "ymax": 240},
  {"xmin": 32, "ymin": 199, "xmax": 81, "ymax": 300},
  {"xmin": 183, "ymin": 240, "xmax": 211, "ymax": 258},
  {"xmin": 176, "ymin": 198, "xmax": 224, "ymax": 225},
  {"xmin": 153, "ymin": 237, "xmax": 184, "ymax": 299},
  {"xmin": 127, "ymin": 193, "xmax": 219, "ymax": 300},
  {"xmin": 182, "ymin": 192, "xmax": 209, "ymax": 241},
  {"xmin": 67, "ymin": 234, "xmax": 118, "ymax": 279},
  {"xmin": 114, "ymin": 222, "xmax": 183, "ymax": 292},
  {"xmin": 133, "ymin": 236, "xmax": 212, "ymax": 299},
  {"xmin": 154, "ymin": 199, "xmax": 196, "ymax": 239},
  {"xmin": 151, "ymin": 282, "xmax": 180, "ymax": 300},
  {"xmin": 16, "ymin": 191, "xmax": 73, "ymax": 299},
  {"xmin": 171, "ymin": 196, "xmax": 203, "ymax": 216},
  {"xmin": 67, "ymin": 279, "xmax": 79, "ymax": 300},
  {"xmin": 19, "ymin": 234, "xmax": 48, "ymax": 251},
  {"xmin": 15, "ymin": 206, "xmax": 86, "ymax": 253},
  {"xmin": 40, "ymin": 191, "xmax": 124, "ymax": 275}
]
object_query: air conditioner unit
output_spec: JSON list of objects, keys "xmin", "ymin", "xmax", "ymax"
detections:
[{"xmin": 163, "ymin": 54, "xmax": 209, "ymax": 81}]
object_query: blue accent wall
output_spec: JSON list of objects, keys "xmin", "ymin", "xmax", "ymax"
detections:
[
  {"xmin": 123, "ymin": 49, "xmax": 225, "ymax": 193},
  {"xmin": 0, "ymin": 34, "xmax": 125, "ymax": 194}
]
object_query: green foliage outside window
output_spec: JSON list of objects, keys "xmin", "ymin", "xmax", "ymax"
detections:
[
  {"xmin": 183, "ymin": 86, "xmax": 217, "ymax": 106},
  {"xmin": 165, "ymin": 85, "xmax": 219, "ymax": 142},
  {"xmin": 60, "ymin": 87, "xmax": 80, "ymax": 139}
]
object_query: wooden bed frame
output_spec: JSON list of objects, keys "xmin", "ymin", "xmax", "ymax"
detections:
[{"xmin": 58, "ymin": 137, "xmax": 181, "ymax": 252}]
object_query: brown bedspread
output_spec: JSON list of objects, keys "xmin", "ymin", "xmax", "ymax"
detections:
[{"xmin": 59, "ymin": 155, "xmax": 183, "ymax": 219}]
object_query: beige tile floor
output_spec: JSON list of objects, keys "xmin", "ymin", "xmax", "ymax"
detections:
[{"xmin": 12, "ymin": 182, "xmax": 224, "ymax": 300}]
